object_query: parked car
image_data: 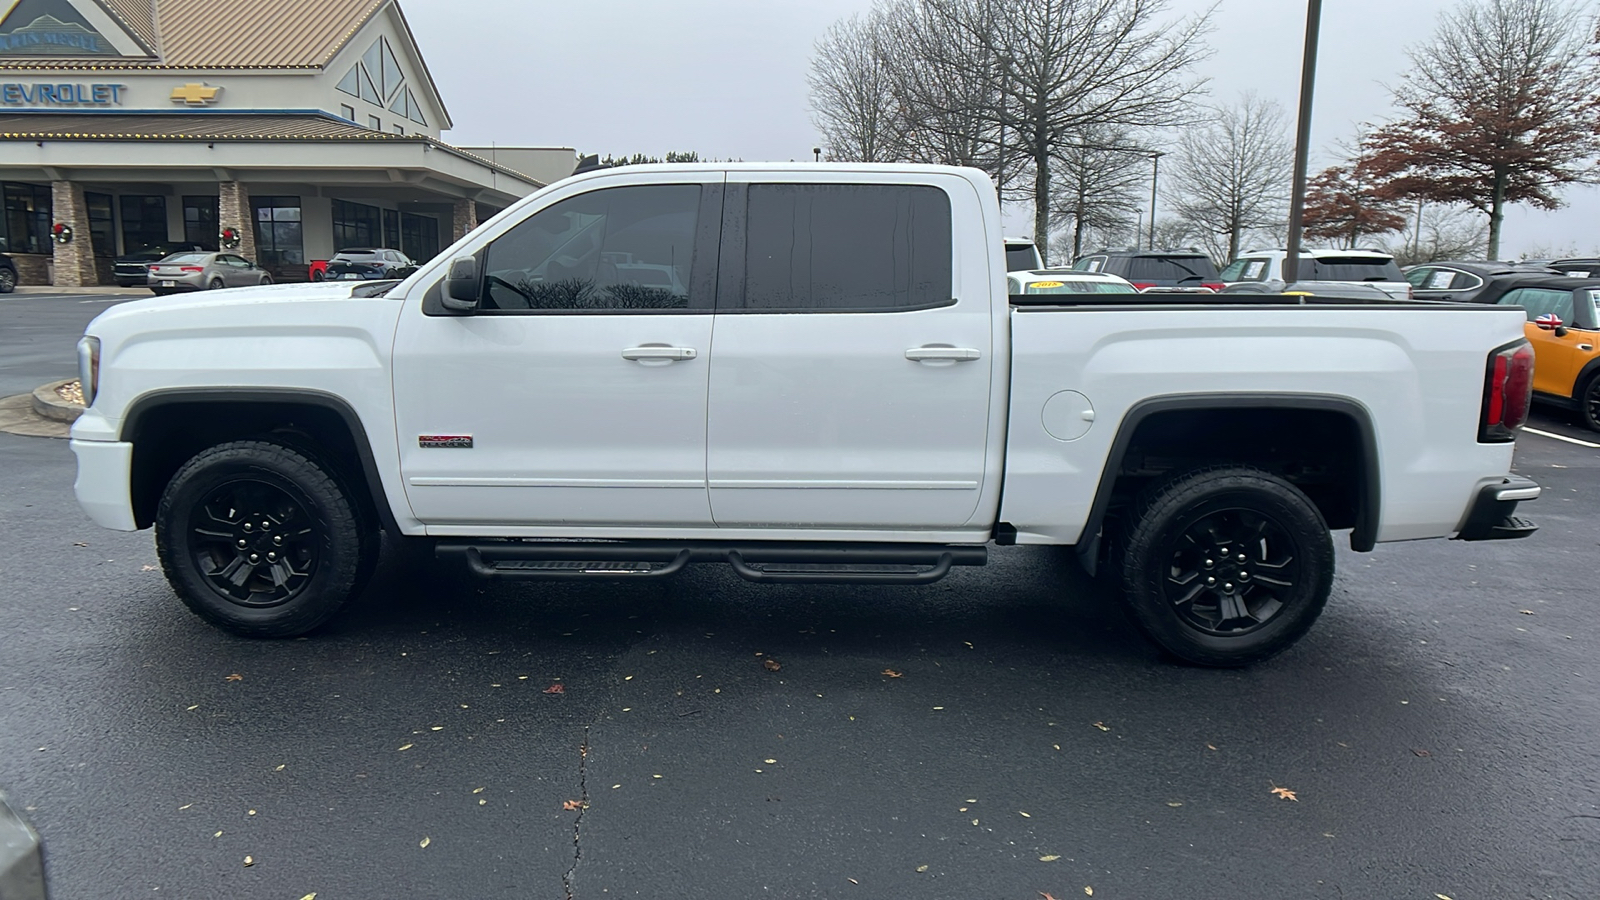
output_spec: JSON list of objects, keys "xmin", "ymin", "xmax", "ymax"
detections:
[
  {"xmin": 308, "ymin": 259, "xmax": 330, "ymax": 281},
  {"xmin": 1518, "ymin": 257, "xmax": 1600, "ymax": 278},
  {"xmin": 1004, "ymin": 236, "xmax": 1043, "ymax": 272},
  {"xmin": 0, "ymin": 252, "xmax": 16, "ymax": 293},
  {"xmin": 1220, "ymin": 248, "xmax": 1411, "ymax": 300},
  {"xmin": 72, "ymin": 163, "xmax": 1539, "ymax": 669},
  {"xmin": 323, "ymin": 248, "xmax": 416, "ymax": 280},
  {"xmin": 1007, "ymin": 269, "xmax": 1138, "ymax": 297},
  {"xmin": 1222, "ymin": 281, "xmax": 1396, "ymax": 302},
  {"xmin": 1403, "ymin": 261, "xmax": 1567, "ymax": 303},
  {"xmin": 113, "ymin": 242, "xmax": 212, "ymax": 288},
  {"xmin": 1490, "ymin": 276, "xmax": 1600, "ymax": 431},
  {"xmin": 1072, "ymin": 249, "xmax": 1223, "ymax": 291},
  {"xmin": 147, "ymin": 252, "xmax": 274, "ymax": 295}
]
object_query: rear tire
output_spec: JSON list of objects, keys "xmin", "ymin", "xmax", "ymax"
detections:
[
  {"xmin": 1119, "ymin": 466, "xmax": 1334, "ymax": 667},
  {"xmin": 1579, "ymin": 372, "xmax": 1600, "ymax": 433},
  {"xmin": 208, "ymin": 277, "xmax": 225, "ymax": 290},
  {"xmin": 0, "ymin": 268, "xmax": 14, "ymax": 293},
  {"xmin": 155, "ymin": 440, "xmax": 374, "ymax": 638}
]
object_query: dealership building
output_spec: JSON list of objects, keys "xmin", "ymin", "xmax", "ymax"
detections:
[{"xmin": 0, "ymin": 0, "xmax": 574, "ymax": 285}]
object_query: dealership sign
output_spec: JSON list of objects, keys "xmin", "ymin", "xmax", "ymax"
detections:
[
  {"xmin": 1, "ymin": 81, "xmax": 124, "ymax": 105},
  {"xmin": 0, "ymin": 13, "xmax": 115, "ymax": 56}
]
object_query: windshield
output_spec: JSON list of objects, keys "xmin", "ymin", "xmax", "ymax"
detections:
[
  {"xmin": 1220, "ymin": 259, "xmax": 1269, "ymax": 282},
  {"xmin": 1306, "ymin": 257, "xmax": 1404, "ymax": 281},
  {"xmin": 1017, "ymin": 279, "xmax": 1136, "ymax": 294},
  {"xmin": 1127, "ymin": 255, "xmax": 1218, "ymax": 283}
]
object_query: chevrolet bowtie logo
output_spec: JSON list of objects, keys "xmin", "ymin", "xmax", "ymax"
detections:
[{"xmin": 170, "ymin": 82, "xmax": 220, "ymax": 105}]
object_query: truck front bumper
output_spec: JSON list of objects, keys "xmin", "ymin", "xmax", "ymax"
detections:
[
  {"xmin": 71, "ymin": 439, "xmax": 138, "ymax": 531},
  {"xmin": 1454, "ymin": 475, "xmax": 1540, "ymax": 541}
]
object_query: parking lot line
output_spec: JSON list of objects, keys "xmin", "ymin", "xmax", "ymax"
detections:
[{"xmin": 1523, "ymin": 427, "xmax": 1600, "ymax": 448}]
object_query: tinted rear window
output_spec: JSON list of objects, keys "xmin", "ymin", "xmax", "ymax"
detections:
[
  {"xmin": 1015, "ymin": 279, "xmax": 1136, "ymax": 294},
  {"xmin": 740, "ymin": 184, "xmax": 952, "ymax": 311},
  {"xmin": 1306, "ymin": 257, "xmax": 1404, "ymax": 281},
  {"xmin": 1005, "ymin": 244, "xmax": 1039, "ymax": 271},
  {"xmin": 160, "ymin": 253, "xmax": 209, "ymax": 264},
  {"xmin": 1124, "ymin": 255, "xmax": 1219, "ymax": 283}
]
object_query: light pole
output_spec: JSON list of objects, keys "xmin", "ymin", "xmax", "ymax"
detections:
[
  {"xmin": 1148, "ymin": 152, "xmax": 1163, "ymax": 251},
  {"xmin": 813, "ymin": 147, "xmax": 821, "ymax": 163},
  {"xmin": 1283, "ymin": 0, "xmax": 1323, "ymax": 283}
]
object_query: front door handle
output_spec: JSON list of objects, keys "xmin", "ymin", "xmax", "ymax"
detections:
[
  {"xmin": 906, "ymin": 347, "xmax": 981, "ymax": 362},
  {"xmin": 622, "ymin": 346, "xmax": 697, "ymax": 361}
]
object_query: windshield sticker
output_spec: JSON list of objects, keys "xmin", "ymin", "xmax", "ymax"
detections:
[
  {"xmin": 1243, "ymin": 260, "xmax": 1267, "ymax": 280},
  {"xmin": 1427, "ymin": 270, "xmax": 1454, "ymax": 289},
  {"xmin": 1029, "ymin": 281, "xmax": 1064, "ymax": 290}
]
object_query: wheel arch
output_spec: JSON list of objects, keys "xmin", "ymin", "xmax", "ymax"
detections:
[
  {"xmin": 1077, "ymin": 394, "xmax": 1382, "ymax": 573},
  {"xmin": 121, "ymin": 388, "xmax": 397, "ymax": 533}
]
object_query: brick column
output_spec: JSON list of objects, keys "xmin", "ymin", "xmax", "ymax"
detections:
[
  {"xmin": 451, "ymin": 198, "xmax": 478, "ymax": 242},
  {"xmin": 50, "ymin": 180, "xmax": 98, "ymax": 287},
  {"xmin": 218, "ymin": 181, "xmax": 258, "ymax": 264}
]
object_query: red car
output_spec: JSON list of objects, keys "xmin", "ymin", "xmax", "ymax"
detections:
[{"xmin": 308, "ymin": 259, "xmax": 329, "ymax": 281}]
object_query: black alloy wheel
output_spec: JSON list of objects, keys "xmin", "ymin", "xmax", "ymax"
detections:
[
  {"xmin": 156, "ymin": 441, "xmax": 374, "ymax": 637},
  {"xmin": 208, "ymin": 277, "xmax": 225, "ymax": 290},
  {"xmin": 1581, "ymin": 374, "xmax": 1600, "ymax": 433},
  {"xmin": 1120, "ymin": 466, "xmax": 1334, "ymax": 667},
  {"xmin": 0, "ymin": 268, "xmax": 16, "ymax": 293}
]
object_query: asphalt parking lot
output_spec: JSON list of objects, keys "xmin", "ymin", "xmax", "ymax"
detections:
[{"xmin": 2, "ymin": 292, "xmax": 1598, "ymax": 899}]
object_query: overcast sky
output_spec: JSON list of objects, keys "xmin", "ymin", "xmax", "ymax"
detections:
[{"xmin": 406, "ymin": 0, "xmax": 1596, "ymax": 257}]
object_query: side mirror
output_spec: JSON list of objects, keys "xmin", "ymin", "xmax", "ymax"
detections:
[
  {"xmin": 441, "ymin": 257, "xmax": 480, "ymax": 312},
  {"xmin": 1534, "ymin": 313, "xmax": 1562, "ymax": 330}
]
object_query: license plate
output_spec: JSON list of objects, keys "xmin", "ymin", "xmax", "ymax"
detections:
[
  {"xmin": 338, "ymin": 273, "xmax": 363, "ymax": 280},
  {"xmin": 160, "ymin": 280, "xmax": 175, "ymax": 287}
]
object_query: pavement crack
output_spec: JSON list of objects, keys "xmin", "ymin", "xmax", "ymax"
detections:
[{"xmin": 561, "ymin": 726, "xmax": 590, "ymax": 900}]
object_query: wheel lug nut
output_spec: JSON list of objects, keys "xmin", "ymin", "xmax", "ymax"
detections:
[
  {"xmin": 1223, "ymin": 582, "xmax": 1234, "ymax": 592},
  {"xmin": 242, "ymin": 523, "xmax": 253, "ymax": 533},
  {"xmin": 1206, "ymin": 576, "xmax": 1216, "ymax": 586},
  {"xmin": 237, "ymin": 539, "xmax": 247, "ymax": 549},
  {"xmin": 1219, "ymin": 547, "xmax": 1229, "ymax": 556},
  {"xmin": 267, "ymin": 552, "xmax": 277, "ymax": 562},
  {"xmin": 1203, "ymin": 558, "xmax": 1214, "ymax": 568},
  {"xmin": 1237, "ymin": 553, "xmax": 1246, "ymax": 562},
  {"xmin": 248, "ymin": 553, "xmax": 260, "ymax": 563},
  {"xmin": 1239, "ymin": 571, "xmax": 1250, "ymax": 580},
  {"xmin": 261, "ymin": 521, "xmax": 271, "ymax": 530},
  {"xmin": 273, "ymin": 535, "xmax": 283, "ymax": 546}
]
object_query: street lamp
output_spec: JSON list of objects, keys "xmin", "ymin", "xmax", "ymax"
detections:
[
  {"xmin": 1148, "ymin": 152, "xmax": 1163, "ymax": 251},
  {"xmin": 813, "ymin": 147, "xmax": 822, "ymax": 163},
  {"xmin": 1283, "ymin": 0, "xmax": 1323, "ymax": 282}
]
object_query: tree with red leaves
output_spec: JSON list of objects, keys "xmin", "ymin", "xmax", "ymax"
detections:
[
  {"xmin": 1364, "ymin": 0, "xmax": 1600, "ymax": 259},
  {"xmin": 1303, "ymin": 141, "xmax": 1410, "ymax": 248}
]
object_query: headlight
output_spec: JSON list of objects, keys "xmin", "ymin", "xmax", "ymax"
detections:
[{"xmin": 77, "ymin": 336, "xmax": 100, "ymax": 407}]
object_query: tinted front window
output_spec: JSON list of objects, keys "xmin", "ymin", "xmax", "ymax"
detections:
[
  {"xmin": 1220, "ymin": 259, "xmax": 1269, "ymax": 282},
  {"xmin": 1124, "ymin": 255, "xmax": 1218, "ymax": 283},
  {"xmin": 740, "ymin": 184, "xmax": 951, "ymax": 311},
  {"xmin": 1498, "ymin": 287, "xmax": 1575, "ymax": 322},
  {"xmin": 1306, "ymin": 257, "xmax": 1404, "ymax": 281},
  {"xmin": 481, "ymin": 184, "xmax": 700, "ymax": 311},
  {"xmin": 1073, "ymin": 257, "xmax": 1106, "ymax": 273},
  {"xmin": 1005, "ymin": 244, "xmax": 1038, "ymax": 271}
]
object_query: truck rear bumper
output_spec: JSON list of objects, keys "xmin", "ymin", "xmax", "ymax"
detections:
[
  {"xmin": 1454, "ymin": 475, "xmax": 1540, "ymax": 541},
  {"xmin": 71, "ymin": 439, "xmax": 138, "ymax": 531}
]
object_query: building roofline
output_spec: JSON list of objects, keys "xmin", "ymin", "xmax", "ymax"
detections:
[{"xmin": 381, "ymin": 0, "xmax": 450, "ymax": 130}]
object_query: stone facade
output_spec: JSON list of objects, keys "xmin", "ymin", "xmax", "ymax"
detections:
[
  {"xmin": 11, "ymin": 254, "xmax": 50, "ymax": 286},
  {"xmin": 452, "ymin": 198, "xmax": 478, "ymax": 242},
  {"xmin": 49, "ymin": 180, "xmax": 99, "ymax": 287},
  {"xmin": 218, "ymin": 181, "xmax": 258, "ymax": 265}
]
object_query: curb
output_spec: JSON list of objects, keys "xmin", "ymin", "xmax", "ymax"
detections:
[{"xmin": 31, "ymin": 380, "xmax": 83, "ymax": 423}]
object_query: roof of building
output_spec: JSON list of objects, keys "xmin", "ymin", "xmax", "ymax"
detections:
[
  {"xmin": 1, "ymin": 0, "xmax": 388, "ymax": 68},
  {"xmin": 0, "ymin": 111, "xmax": 414, "ymax": 140}
]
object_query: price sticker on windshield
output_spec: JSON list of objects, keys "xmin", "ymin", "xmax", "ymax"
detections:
[{"xmin": 1031, "ymin": 281, "xmax": 1064, "ymax": 289}]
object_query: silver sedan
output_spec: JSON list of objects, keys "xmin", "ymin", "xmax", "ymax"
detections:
[{"xmin": 147, "ymin": 252, "xmax": 274, "ymax": 295}]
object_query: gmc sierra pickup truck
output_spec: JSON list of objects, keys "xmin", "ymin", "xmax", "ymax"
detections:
[{"xmin": 71, "ymin": 163, "xmax": 1540, "ymax": 666}]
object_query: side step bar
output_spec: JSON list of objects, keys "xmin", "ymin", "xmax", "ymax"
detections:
[{"xmin": 435, "ymin": 540, "xmax": 988, "ymax": 585}]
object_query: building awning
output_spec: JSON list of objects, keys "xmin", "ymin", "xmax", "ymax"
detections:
[{"xmin": 0, "ymin": 112, "xmax": 415, "ymax": 141}]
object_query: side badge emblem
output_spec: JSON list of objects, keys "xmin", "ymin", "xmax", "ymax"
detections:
[{"xmin": 419, "ymin": 435, "xmax": 473, "ymax": 449}]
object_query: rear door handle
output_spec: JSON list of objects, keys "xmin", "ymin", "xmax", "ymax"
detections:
[
  {"xmin": 621, "ymin": 346, "xmax": 697, "ymax": 361},
  {"xmin": 905, "ymin": 347, "xmax": 981, "ymax": 361}
]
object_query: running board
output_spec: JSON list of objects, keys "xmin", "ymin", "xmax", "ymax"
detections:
[{"xmin": 435, "ymin": 540, "xmax": 988, "ymax": 585}]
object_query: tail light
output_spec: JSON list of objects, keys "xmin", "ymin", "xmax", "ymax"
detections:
[
  {"xmin": 1202, "ymin": 282, "xmax": 1224, "ymax": 291},
  {"xmin": 179, "ymin": 266, "xmax": 203, "ymax": 273},
  {"xmin": 1480, "ymin": 341, "xmax": 1534, "ymax": 442},
  {"xmin": 1132, "ymin": 282, "xmax": 1154, "ymax": 291}
]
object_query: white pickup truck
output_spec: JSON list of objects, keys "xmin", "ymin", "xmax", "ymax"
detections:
[{"xmin": 70, "ymin": 164, "xmax": 1541, "ymax": 667}]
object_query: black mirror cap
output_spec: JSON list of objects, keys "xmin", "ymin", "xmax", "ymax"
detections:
[{"xmin": 442, "ymin": 257, "xmax": 480, "ymax": 312}]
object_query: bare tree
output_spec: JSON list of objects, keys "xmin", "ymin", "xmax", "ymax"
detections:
[
  {"xmin": 1169, "ymin": 93, "xmax": 1293, "ymax": 262},
  {"xmin": 808, "ymin": 11, "xmax": 906, "ymax": 162},
  {"xmin": 1379, "ymin": 204, "xmax": 1488, "ymax": 265},
  {"xmin": 1365, "ymin": 0, "xmax": 1600, "ymax": 258},
  {"xmin": 1051, "ymin": 126, "xmax": 1152, "ymax": 259}
]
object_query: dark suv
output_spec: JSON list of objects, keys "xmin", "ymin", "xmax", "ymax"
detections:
[{"xmin": 1071, "ymin": 249, "xmax": 1223, "ymax": 291}]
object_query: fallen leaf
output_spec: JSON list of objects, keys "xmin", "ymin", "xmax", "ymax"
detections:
[
  {"xmin": 1436, "ymin": 894, "xmax": 1454, "ymax": 900},
  {"xmin": 1270, "ymin": 786, "xmax": 1298, "ymax": 801},
  {"xmin": 1019, "ymin": 810, "xmax": 1031, "ymax": 817},
  {"xmin": 1039, "ymin": 894, "xmax": 1058, "ymax": 900},
  {"xmin": 397, "ymin": 744, "xmax": 413, "ymax": 752},
  {"xmin": 543, "ymin": 684, "xmax": 565, "ymax": 694},
  {"xmin": 300, "ymin": 895, "xmax": 317, "ymax": 900},
  {"xmin": 915, "ymin": 865, "xmax": 928, "ymax": 872},
  {"xmin": 243, "ymin": 855, "xmax": 254, "ymax": 867},
  {"xmin": 431, "ymin": 726, "xmax": 444, "ymax": 731},
  {"xmin": 763, "ymin": 659, "xmax": 782, "ymax": 671},
  {"xmin": 562, "ymin": 800, "xmax": 584, "ymax": 811},
  {"xmin": 1091, "ymin": 722, "xmax": 1109, "ymax": 731},
  {"xmin": 1040, "ymin": 854, "xmax": 1060, "ymax": 861},
  {"xmin": 419, "ymin": 836, "xmax": 431, "ymax": 849},
  {"xmin": 275, "ymin": 765, "xmax": 285, "ymax": 771},
  {"xmin": 225, "ymin": 674, "xmax": 243, "ymax": 682},
  {"xmin": 1206, "ymin": 743, "xmax": 1217, "ymax": 750},
  {"xmin": 1413, "ymin": 748, "xmax": 1432, "ymax": 758},
  {"xmin": 73, "ymin": 541, "xmax": 87, "ymax": 547},
  {"xmin": 1167, "ymin": 802, "xmax": 1183, "ymax": 807},
  {"xmin": 882, "ymin": 669, "xmax": 902, "ymax": 678},
  {"xmin": 624, "ymin": 675, "xmax": 634, "ymax": 681},
  {"xmin": 214, "ymin": 831, "xmax": 222, "ymax": 837},
  {"xmin": 1518, "ymin": 610, "xmax": 1534, "ymax": 616},
  {"xmin": 849, "ymin": 878, "xmax": 859, "ymax": 885},
  {"xmin": 178, "ymin": 803, "xmax": 191, "ymax": 810},
  {"xmin": 478, "ymin": 799, "xmax": 486, "ymax": 805},
  {"xmin": 764, "ymin": 758, "xmax": 777, "ymax": 764},
  {"xmin": 186, "ymin": 705, "xmax": 199, "ymax": 711},
  {"xmin": 1085, "ymin": 888, "xmax": 1094, "ymax": 897},
  {"xmin": 141, "ymin": 565, "xmax": 157, "ymax": 571},
  {"xmin": 472, "ymin": 787, "xmax": 485, "ymax": 794}
]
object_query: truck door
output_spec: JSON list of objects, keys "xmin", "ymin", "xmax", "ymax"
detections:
[
  {"xmin": 391, "ymin": 174, "xmax": 725, "ymax": 528},
  {"xmin": 705, "ymin": 175, "xmax": 996, "ymax": 530}
]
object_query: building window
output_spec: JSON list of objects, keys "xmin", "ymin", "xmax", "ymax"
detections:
[
  {"xmin": 331, "ymin": 198, "xmax": 382, "ymax": 250},
  {"xmin": 84, "ymin": 191, "xmax": 114, "ymax": 258},
  {"xmin": 383, "ymin": 208, "xmax": 400, "ymax": 249},
  {"xmin": 183, "ymin": 196, "xmax": 219, "ymax": 248},
  {"xmin": 252, "ymin": 196, "xmax": 303, "ymax": 269},
  {"xmin": 400, "ymin": 211, "xmax": 439, "ymax": 263},
  {"xmin": 340, "ymin": 104, "xmax": 356, "ymax": 122},
  {"xmin": 0, "ymin": 182, "xmax": 51, "ymax": 254},
  {"xmin": 119, "ymin": 195, "xmax": 168, "ymax": 255},
  {"xmin": 393, "ymin": 124, "xmax": 404, "ymax": 135},
  {"xmin": 368, "ymin": 115, "xmax": 381, "ymax": 131}
]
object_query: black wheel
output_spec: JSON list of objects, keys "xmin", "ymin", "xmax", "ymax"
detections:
[
  {"xmin": 208, "ymin": 277, "xmax": 225, "ymax": 290},
  {"xmin": 1580, "ymin": 373, "xmax": 1600, "ymax": 433},
  {"xmin": 1119, "ymin": 466, "xmax": 1334, "ymax": 667},
  {"xmin": 0, "ymin": 268, "xmax": 14, "ymax": 293},
  {"xmin": 259, "ymin": 274, "xmax": 274, "ymax": 286},
  {"xmin": 155, "ymin": 441, "xmax": 374, "ymax": 637},
  {"xmin": 311, "ymin": 269, "xmax": 325, "ymax": 282}
]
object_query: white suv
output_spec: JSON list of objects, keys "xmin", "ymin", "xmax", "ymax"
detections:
[{"xmin": 1220, "ymin": 248, "xmax": 1412, "ymax": 300}]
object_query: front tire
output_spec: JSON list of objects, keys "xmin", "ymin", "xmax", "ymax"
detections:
[
  {"xmin": 259, "ymin": 274, "xmax": 274, "ymax": 286},
  {"xmin": 155, "ymin": 441, "xmax": 374, "ymax": 637},
  {"xmin": 0, "ymin": 268, "xmax": 15, "ymax": 293},
  {"xmin": 1119, "ymin": 466, "xmax": 1334, "ymax": 667},
  {"xmin": 1579, "ymin": 372, "xmax": 1600, "ymax": 433}
]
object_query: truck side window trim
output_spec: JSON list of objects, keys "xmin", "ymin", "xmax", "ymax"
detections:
[
  {"xmin": 448, "ymin": 183, "xmax": 724, "ymax": 316},
  {"xmin": 714, "ymin": 182, "xmax": 957, "ymax": 314}
]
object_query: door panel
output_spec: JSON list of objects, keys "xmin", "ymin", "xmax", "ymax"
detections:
[
  {"xmin": 393, "ymin": 175, "xmax": 724, "ymax": 528},
  {"xmin": 705, "ymin": 176, "xmax": 994, "ymax": 529}
]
